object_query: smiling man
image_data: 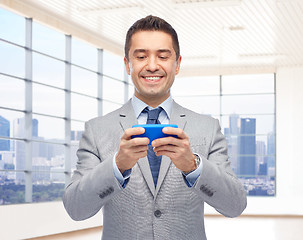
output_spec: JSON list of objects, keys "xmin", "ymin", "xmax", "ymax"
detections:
[{"xmin": 63, "ymin": 15, "xmax": 247, "ymax": 240}]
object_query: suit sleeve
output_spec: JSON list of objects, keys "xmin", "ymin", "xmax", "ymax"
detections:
[
  {"xmin": 193, "ymin": 119, "xmax": 247, "ymax": 218},
  {"xmin": 63, "ymin": 121, "xmax": 123, "ymax": 221}
]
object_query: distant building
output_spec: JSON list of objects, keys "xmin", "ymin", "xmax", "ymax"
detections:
[
  {"xmin": 229, "ymin": 114, "xmax": 240, "ymax": 135},
  {"xmin": 50, "ymin": 166, "xmax": 65, "ymax": 182},
  {"xmin": 71, "ymin": 130, "xmax": 83, "ymax": 141},
  {"xmin": 256, "ymin": 140, "xmax": 266, "ymax": 175},
  {"xmin": 14, "ymin": 118, "xmax": 38, "ymax": 182},
  {"xmin": 32, "ymin": 157, "xmax": 51, "ymax": 183},
  {"xmin": 258, "ymin": 163, "xmax": 268, "ymax": 176},
  {"xmin": 267, "ymin": 131, "xmax": 275, "ymax": 178},
  {"xmin": 238, "ymin": 118, "xmax": 256, "ymax": 177},
  {"xmin": 0, "ymin": 116, "xmax": 10, "ymax": 151},
  {"xmin": 225, "ymin": 114, "xmax": 240, "ymax": 173}
]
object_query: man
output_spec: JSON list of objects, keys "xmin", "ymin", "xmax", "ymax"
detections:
[{"xmin": 63, "ymin": 15, "xmax": 247, "ymax": 240}]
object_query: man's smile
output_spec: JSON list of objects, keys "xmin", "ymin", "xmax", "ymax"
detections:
[
  {"xmin": 143, "ymin": 76, "xmax": 162, "ymax": 81},
  {"xmin": 141, "ymin": 75, "xmax": 164, "ymax": 83}
]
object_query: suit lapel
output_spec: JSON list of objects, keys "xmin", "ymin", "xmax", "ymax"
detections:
[
  {"xmin": 154, "ymin": 101, "xmax": 187, "ymax": 198},
  {"xmin": 119, "ymin": 99, "xmax": 138, "ymax": 131},
  {"xmin": 119, "ymin": 100, "xmax": 156, "ymax": 196}
]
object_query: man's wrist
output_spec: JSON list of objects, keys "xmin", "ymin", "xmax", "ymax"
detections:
[
  {"xmin": 184, "ymin": 154, "xmax": 200, "ymax": 174},
  {"xmin": 193, "ymin": 154, "xmax": 201, "ymax": 169}
]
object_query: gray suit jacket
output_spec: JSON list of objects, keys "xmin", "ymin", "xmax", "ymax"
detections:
[{"xmin": 63, "ymin": 100, "xmax": 247, "ymax": 240}]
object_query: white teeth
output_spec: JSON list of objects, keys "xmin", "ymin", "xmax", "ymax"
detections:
[{"xmin": 144, "ymin": 76, "xmax": 161, "ymax": 80}]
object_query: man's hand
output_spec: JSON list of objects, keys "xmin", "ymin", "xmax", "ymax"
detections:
[
  {"xmin": 151, "ymin": 127, "xmax": 196, "ymax": 173},
  {"xmin": 116, "ymin": 127, "xmax": 149, "ymax": 174}
]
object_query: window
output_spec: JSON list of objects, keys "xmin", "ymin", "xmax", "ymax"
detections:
[
  {"xmin": 0, "ymin": 7, "xmax": 275, "ymax": 205},
  {"xmin": 172, "ymin": 74, "xmax": 276, "ymax": 196},
  {"xmin": 221, "ymin": 74, "xmax": 275, "ymax": 196},
  {"xmin": 103, "ymin": 50, "xmax": 127, "ymax": 110},
  {"xmin": 0, "ymin": 7, "xmax": 128, "ymax": 205},
  {"xmin": 0, "ymin": 8, "xmax": 27, "ymax": 205}
]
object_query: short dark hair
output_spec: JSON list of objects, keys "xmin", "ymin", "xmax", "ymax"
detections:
[{"xmin": 124, "ymin": 15, "xmax": 180, "ymax": 61}]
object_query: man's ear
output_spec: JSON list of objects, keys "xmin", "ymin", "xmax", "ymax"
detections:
[
  {"xmin": 124, "ymin": 57, "xmax": 131, "ymax": 75},
  {"xmin": 175, "ymin": 55, "xmax": 182, "ymax": 75}
]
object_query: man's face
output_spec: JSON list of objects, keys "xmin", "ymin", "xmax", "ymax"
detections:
[{"xmin": 124, "ymin": 31, "xmax": 182, "ymax": 107}]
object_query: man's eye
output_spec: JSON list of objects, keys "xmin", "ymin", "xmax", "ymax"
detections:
[
  {"xmin": 136, "ymin": 56, "xmax": 146, "ymax": 60},
  {"xmin": 159, "ymin": 56, "xmax": 168, "ymax": 60}
]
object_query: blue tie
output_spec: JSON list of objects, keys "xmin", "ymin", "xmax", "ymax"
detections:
[{"xmin": 144, "ymin": 107, "xmax": 162, "ymax": 187}]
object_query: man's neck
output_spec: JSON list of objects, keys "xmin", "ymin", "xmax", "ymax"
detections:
[{"xmin": 134, "ymin": 93, "xmax": 170, "ymax": 108}]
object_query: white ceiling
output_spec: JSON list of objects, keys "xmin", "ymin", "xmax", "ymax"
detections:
[{"xmin": 3, "ymin": 0, "xmax": 303, "ymax": 76}]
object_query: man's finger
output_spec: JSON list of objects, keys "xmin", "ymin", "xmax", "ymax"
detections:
[
  {"xmin": 151, "ymin": 136, "xmax": 180, "ymax": 148},
  {"xmin": 162, "ymin": 127, "xmax": 187, "ymax": 139},
  {"xmin": 131, "ymin": 144, "xmax": 149, "ymax": 153},
  {"xmin": 122, "ymin": 127, "xmax": 145, "ymax": 140}
]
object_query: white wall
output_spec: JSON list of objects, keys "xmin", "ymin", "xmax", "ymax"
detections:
[{"xmin": 1, "ymin": 66, "xmax": 303, "ymax": 239}]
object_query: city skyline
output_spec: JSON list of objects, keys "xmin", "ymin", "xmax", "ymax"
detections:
[{"xmin": 224, "ymin": 114, "xmax": 275, "ymax": 196}]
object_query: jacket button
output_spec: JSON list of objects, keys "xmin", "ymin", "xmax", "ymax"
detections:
[{"xmin": 154, "ymin": 210, "xmax": 162, "ymax": 218}]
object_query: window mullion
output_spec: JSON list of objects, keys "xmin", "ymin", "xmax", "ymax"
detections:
[
  {"xmin": 98, "ymin": 48, "xmax": 103, "ymax": 116},
  {"xmin": 25, "ymin": 17, "xmax": 33, "ymax": 203},
  {"xmin": 219, "ymin": 75, "xmax": 222, "ymax": 123},
  {"xmin": 64, "ymin": 35, "xmax": 72, "ymax": 185},
  {"xmin": 124, "ymin": 62, "xmax": 129, "ymax": 103}
]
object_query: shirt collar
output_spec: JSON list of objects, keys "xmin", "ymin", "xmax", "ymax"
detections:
[{"xmin": 131, "ymin": 95, "xmax": 173, "ymax": 120}]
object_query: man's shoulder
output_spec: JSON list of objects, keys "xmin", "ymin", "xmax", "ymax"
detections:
[
  {"xmin": 87, "ymin": 101, "xmax": 131, "ymax": 126},
  {"xmin": 173, "ymin": 101, "xmax": 216, "ymax": 123}
]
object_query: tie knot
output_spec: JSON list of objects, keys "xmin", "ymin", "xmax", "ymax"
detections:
[{"xmin": 144, "ymin": 107, "xmax": 162, "ymax": 124}]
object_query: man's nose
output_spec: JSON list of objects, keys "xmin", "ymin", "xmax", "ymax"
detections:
[{"xmin": 146, "ymin": 56, "xmax": 159, "ymax": 72}]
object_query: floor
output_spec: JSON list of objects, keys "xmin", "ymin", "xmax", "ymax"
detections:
[{"xmin": 27, "ymin": 215, "xmax": 303, "ymax": 240}]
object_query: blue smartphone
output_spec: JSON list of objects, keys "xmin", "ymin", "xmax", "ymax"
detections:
[{"xmin": 132, "ymin": 124, "xmax": 178, "ymax": 144}]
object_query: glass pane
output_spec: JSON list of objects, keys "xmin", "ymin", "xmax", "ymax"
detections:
[
  {"xmin": 0, "ymin": 41, "xmax": 25, "ymax": 78},
  {"xmin": 172, "ymin": 76, "xmax": 220, "ymax": 96},
  {"xmin": 33, "ymin": 83, "xmax": 65, "ymax": 117},
  {"xmin": 221, "ymin": 114, "xmax": 275, "ymax": 136},
  {"xmin": 128, "ymin": 82, "xmax": 134, "ymax": 99},
  {"xmin": 33, "ymin": 181, "xmax": 65, "ymax": 203},
  {"xmin": 0, "ymin": 116, "xmax": 10, "ymax": 143},
  {"xmin": 0, "ymin": 75, "xmax": 25, "ymax": 110},
  {"xmin": 71, "ymin": 66, "xmax": 98, "ymax": 96},
  {"xmin": 72, "ymin": 37, "xmax": 97, "ymax": 71},
  {"xmin": 71, "ymin": 121, "xmax": 83, "ymax": 171},
  {"xmin": 103, "ymin": 101, "xmax": 122, "ymax": 116},
  {"xmin": 0, "ymin": 137, "xmax": 11, "ymax": 156},
  {"xmin": 239, "ymin": 176, "xmax": 275, "ymax": 196},
  {"xmin": 33, "ymin": 53, "xmax": 65, "ymax": 88},
  {"xmin": 32, "ymin": 142, "xmax": 65, "ymax": 168},
  {"xmin": 222, "ymin": 94, "xmax": 275, "ymax": 115},
  {"xmin": 0, "ymin": 110, "xmax": 24, "ymax": 138},
  {"xmin": 103, "ymin": 50, "xmax": 124, "ymax": 80},
  {"xmin": 228, "ymin": 135, "xmax": 275, "ymax": 157},
  {"xmin": 0, "ymin": 8, "xmax": 25, "ymax": 46},
  {"xmin": 15, "ymin": 140, "xmax": 26, "ymax": 179},
  {"xmin": 32, "ymin": 21, "xmax": 65, "ymax": 59},
  {"xmin": 226, "ymin": 131, "xmax": 276, "ymax": 197},
  {"xmin": 71, "ymin": 143, "xmax": 78, "ymax": 172},
  {"xmin": 103, "ymin": 77, "xmax": 125, "ymax": 104},
  {"xmin": 71, "ymin": 121, "xmax": 84, "ymax": 140},
  {"xmin": 32, "ymin": 114, "xmax": 65, "ymax": 142},
  {"xmin": 173, "ymin": 96, "xmax": 220, "ymax": 115},
  {"xmin": 222, "ymin": 74, "xmax": 274, "ymax": 94},
  {"xmin": 71, "ymin": 93, "xmax": 97, "ymax": 121},
  {"xmin": 0, "ymin": 139, "xmax": 23, "ymax": 171},
  {"xmin": 0, "ymin": 171, "xmax": 25, "ymax": 205}
]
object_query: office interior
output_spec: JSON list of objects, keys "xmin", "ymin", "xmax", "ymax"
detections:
[{"xmin": 0, "ymin": 0, "xmax": 303, "ymax": 239}]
